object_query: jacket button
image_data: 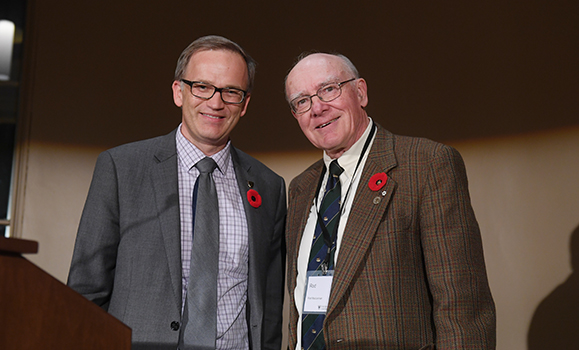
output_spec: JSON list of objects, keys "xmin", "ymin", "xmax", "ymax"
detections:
[{"xmin": 170, "ymin": 321, "xmax": 180, "ymax": 331}]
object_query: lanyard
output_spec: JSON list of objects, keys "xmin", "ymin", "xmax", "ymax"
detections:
[{"xmin": 314, "ymin": 122, "xmax": 376, "ymax": 274}]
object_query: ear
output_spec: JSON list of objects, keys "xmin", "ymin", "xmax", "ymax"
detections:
[
  {"xmin": 172, "ymin": 80, "xmax": 183, "ymax": 107},
  {"xmin": 356, "ymin": 78, "xmax": 369, "ymax": 108},
  {"xmin": 239, "ymin": 93, "xmax": 251, "ymax": 117}
]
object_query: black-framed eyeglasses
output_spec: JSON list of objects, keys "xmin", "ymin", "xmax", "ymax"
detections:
[
  {"xmin": 181, "ymin": 79, "xmax": 247, "ymax": 104},
  {"xmin": 289, "ymin": 78, "xmax": 357, "ymax": 114}
]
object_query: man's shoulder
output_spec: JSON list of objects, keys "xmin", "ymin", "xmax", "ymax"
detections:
[
  {"xmin": 231, "ymin": 146, "xmax": 284, "ymax": 181},
  {"xmin": 289, "ymin": 158, "xmax": 324, "ymax": 192},
  {"xmin": 103, "ymin": 129, "xmax": 177, "ymax": 159},
  {"xmin": 375, "ymin": 124, "xmax": 456, "ymax": 159},
  {"xmin": 375, "ymin": 132, "xmax": 464, "ymax": 173}
]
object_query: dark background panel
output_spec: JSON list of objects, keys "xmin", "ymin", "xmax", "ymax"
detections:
[{"xmin": 26, "ymin": 0, "xmax": 579, "ymax": 152}]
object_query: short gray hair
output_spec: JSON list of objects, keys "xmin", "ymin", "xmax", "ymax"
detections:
[{"xmin": 174, "ymin": 35, "xmax": 256, "ymax": 92}]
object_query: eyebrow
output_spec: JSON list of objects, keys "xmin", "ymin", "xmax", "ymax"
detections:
[{"xmin": 189, "ymin": 80, "xmax": 246, "ymax": 91}]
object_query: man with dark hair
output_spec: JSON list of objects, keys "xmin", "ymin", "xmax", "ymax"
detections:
[
  {"xmin": 68, "ymin": 35, "xmax": 286, "ymax": 350},
  {"xmin": 284, "ymin": 52, "xmax": 495, "ymax": 349}
]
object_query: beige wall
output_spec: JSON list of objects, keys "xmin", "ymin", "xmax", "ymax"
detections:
[
  {"xmin": 451, "ymin": 127, "xmax": 579, "ymax": 349},
  {"xmin": 17, "ymin": 126, "xmax": 579, "ymax": 350}
]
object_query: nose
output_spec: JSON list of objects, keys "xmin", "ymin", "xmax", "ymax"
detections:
[
  {"xmin": 206, "ymin": 91, "xmax": 225, "ymax": 109},
  {"xmin": 310, "ymin": 95, "xmax": 327, "ymax": 117}
]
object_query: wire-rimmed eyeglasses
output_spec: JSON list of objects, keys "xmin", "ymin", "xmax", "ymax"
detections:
[
  {"xmin": 289, "ymin": 78, "xmax": 356, "ymax": 114},
  {"xmin": 181, "ymin": 79, "xmax": 247, "ymax": 104}
]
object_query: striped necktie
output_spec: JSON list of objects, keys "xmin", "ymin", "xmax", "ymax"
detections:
[{"xmin": 302, "ymin": 159, "xmax": 344, "ymax": 350}]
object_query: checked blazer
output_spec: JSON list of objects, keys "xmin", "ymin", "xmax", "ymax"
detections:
[{"xmin": 286, "ymin": 123, "xmax": 496, "ymax": 349}]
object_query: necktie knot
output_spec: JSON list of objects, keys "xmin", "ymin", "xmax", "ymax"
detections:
[
  {"xmin": 329, "ymin": 160, "xmax": 344, "ymax": 178},
  {"xmin": 196, "ymin": 157, "xmax": 218, "ymax": 174}
]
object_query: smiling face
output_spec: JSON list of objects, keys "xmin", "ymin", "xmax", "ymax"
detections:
[
  {"xmin": 285, "ymin": 53, "xmax": 369, "ymax": 159},
  {"xmin": 172, "ymin": 49, "xmax": 250, "ymax": 155}
]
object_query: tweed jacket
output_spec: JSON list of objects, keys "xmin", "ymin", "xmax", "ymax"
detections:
[
  {"xmin": 286, "ymin": 124, "xmax": 495, "ymax": 349},
  {"xmin": 68, "ymin": 129, "xmax": 286, "ymax": 350}
]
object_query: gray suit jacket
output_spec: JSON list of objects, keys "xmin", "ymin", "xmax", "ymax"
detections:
[{"xmin": 68, "ymin": 129, "xmax": 286, "ymax": 350}]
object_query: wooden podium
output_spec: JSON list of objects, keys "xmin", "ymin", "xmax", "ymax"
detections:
[{"xmin": 0, "ymin": 237, "xmax": 131, "ymax": 349}]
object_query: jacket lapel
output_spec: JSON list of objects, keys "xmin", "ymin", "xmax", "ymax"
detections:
[
  {"xmin": 287, "ymin": 160, "xmax": 324, "ymax": 294},
  {"xmin": 150, "ymin": 130, "xmax": 182, "ymax": 310},
  {"xmin": 230, "ymin": 147, "xmax": 265, "ymax": 326},
  {"xmin": 326, "ymin": 126, "xmax": 398, "ymax": 318}
]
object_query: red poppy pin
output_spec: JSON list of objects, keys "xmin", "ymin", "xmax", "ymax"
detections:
[
  {"xmin": 368, "ymin": 173, "xmax": 388, "ymax": 191},
  {"xmin": 247, "ymin": 189, "xmax": 262, "ymax": 208}
]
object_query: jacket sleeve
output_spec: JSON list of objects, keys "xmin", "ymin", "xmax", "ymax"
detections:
[
  {"xmin": 67, "ymin": 150, "xmax": 120, "ymax": 310},
  {"xmin": 419, "ymin": 144, "xmax": 496, "ymax": 348}
]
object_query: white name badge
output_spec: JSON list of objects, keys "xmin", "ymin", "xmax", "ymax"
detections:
[{"xmin": 303, "ymin": 271, "xmax": 334, "ymax": 314}]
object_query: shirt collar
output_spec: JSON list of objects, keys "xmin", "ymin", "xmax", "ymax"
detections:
[
  {"xmin": 323, "ymin": 117, "xmax": 374, "ymax": 179},
  {"xmin": 176, "ymin": 123, "xmax": 231, "ymax": 175}
]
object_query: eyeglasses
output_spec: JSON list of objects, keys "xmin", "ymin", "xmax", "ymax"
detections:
[
  {"xmin": 289, "ymin": 78, "xmax": 356, "ymax": 114},
  {"xmin": 181, "ymin": 79, "xmax": 247, "ymax": 104}
]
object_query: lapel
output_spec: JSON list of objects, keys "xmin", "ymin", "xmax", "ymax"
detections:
[
  {"xmin": 150, "ymin": 129, "xmax": 182, "ymax": 310},
  {"xmin": 230, "ymin": 147, "xmax": 265, "ymax": 307},
  {"xmin": 287, "ymin": 160, "xmax": 324, "ymax": 294},
  {"xmin": 326, "ymin": 125, "xmax": 399, "ymax": 318}
]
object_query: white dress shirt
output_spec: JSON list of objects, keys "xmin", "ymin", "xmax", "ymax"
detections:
[
  {"xmin": 176, "ymin": 125, "xmax": 249, "ymax": 350},
  {"xmin": 294, "ymin": 118, "xmax": 376, "ymax": 350}
]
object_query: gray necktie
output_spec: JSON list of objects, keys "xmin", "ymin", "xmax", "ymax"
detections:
[{"xmin": 182, "ymin": 157, "xmax": 219, "ymax": 349}]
